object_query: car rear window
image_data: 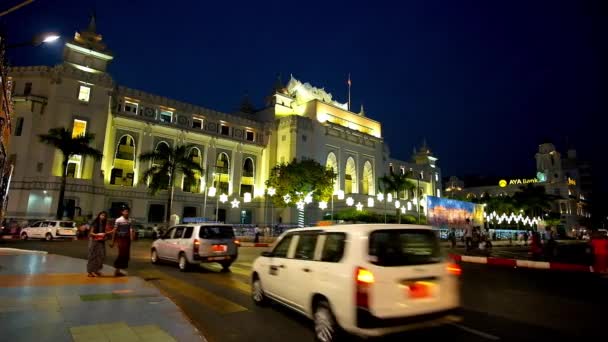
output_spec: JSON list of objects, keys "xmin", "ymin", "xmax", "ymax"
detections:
[
  {"xmin": 199, "ymin": 226, "xmax": 235, "ymax": 239},
  {"xmin": 368, "ymin": 229, "xmax": 441, "ymax": 267},
  {"xmin": 59, "ymin": 222, "xmax": 75, "ymax": 228}
]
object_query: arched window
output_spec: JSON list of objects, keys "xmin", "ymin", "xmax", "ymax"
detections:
[
  {"xmin": 111, "ymin": 135, "xmax": 136, "ymax": 186},
  {"xmin": 153, "ymin": 141, "xmax": 170, "ymax": 165},
  {"xmin": 345, "ymin": 157, "xmax": 357, "ymax": 194},
  {"xmin": 240, "ymin": 158, "xmax": 255, "ymax": 197},
  {"xmin": 361, "ymin": 161, "xmax": 374, "ymax": 195},
  {"xmin": 326, "ymin": 152, "xmax": 338, "ymax": 192},
  {"xmin": 215, "ymin": 152, "xmax": 230, "ymax": 194},
  {"xmin": 183, "ymin": 147, "xmax": 202, "ymax": 193}
]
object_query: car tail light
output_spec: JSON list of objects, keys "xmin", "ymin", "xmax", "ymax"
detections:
[
  {"xmin": 193, "ymin": 239, "xmax": 200, "ymax": 255},
  {"xmin": 355, "ymin": 267, "xmax": 374, "ymax": 309},
  {"xmin": 446, "ymin": 263, "xmax": 462, "ymax": 276}
]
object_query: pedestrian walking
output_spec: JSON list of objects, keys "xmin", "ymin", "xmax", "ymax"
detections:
[
  {"xmin": 530, "ymin": 232, "xmax": 543, "ymax": 260},
  {"xmin": 87, "ymin": 211, "xmax": 110, "ymax": 277},
  {"xmin": 464, "ymin": 226, "xmax": 473, "ymax": 251},
  {"xmin": 254, "ymin": 225, "xmax": 261, "ymax": 243},
  {"xmin": 449, "ymin": 228, "xmax": 457, "ymax": 249},
  {"xmin": 111, "ymin": 207, "xmax": 134, "ymax": 277}
]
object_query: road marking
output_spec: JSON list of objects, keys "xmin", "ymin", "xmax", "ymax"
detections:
[
  {"xmin": 138, "ymin": 269, "xmax": 247, "ymax": 314},
  {"xmin": 193, "ymin": 273, "xmax": 251, "ymax": 295},
  {"xmin": 449, "ymin": 323, "xmax": 500, "ymax": 340}
]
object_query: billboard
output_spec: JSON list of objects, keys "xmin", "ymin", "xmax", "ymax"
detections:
[{"xmin": 426, "ymin": 196, "xmax": 484, "ymax": 229}]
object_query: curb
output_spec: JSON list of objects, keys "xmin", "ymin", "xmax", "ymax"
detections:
[
  {"xmin": 0, "ymin": 247, "xmax": 48, "ymax": 255},
  {"xmin": 448, "ymin": 253, "xmax": 593, "ymax": 273},
  {"xmin": 239, "ymin": 242, "xmax": 271, "ymax": 247}
]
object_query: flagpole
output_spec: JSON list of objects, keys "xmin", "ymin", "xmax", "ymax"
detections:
[{"xmin": 347, "ymin": 73, "xmax": 351, "ymax": 111}]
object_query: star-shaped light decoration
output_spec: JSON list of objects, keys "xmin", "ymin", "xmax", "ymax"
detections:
[
  {"xmin": 346, "ymin": 197, "xmax": 354, "ymax": 206},
  {"xmin": 337, "ymin": 190, "xmax": 345, "ymax": 200},
  {"xmin": 267, "ymin": 187, "xmax": 276, "ymax": 197},
  {"xmin": 387, "ymin": 193, "xmax": 393, "ymax": 203},
  {"xmin": 367, "ymin": 197, "xmax": 374, "ymax": 208},
  {"xmin": 296, "ymin": 200, "xmax": 305, "ymax": 210},
  {"xmin": 243, "ymin": 192, "xmax": 252, "ymax": 203},
  {"xmin": 219, "ymin": 193, "xmax": 228, "ymax": 203},
  {"xmin": 231, "ymin": 198, "xmax": 240, "ymax": 208},
  {"xmin": 394, "ymin": 200, "xmax": 401, "ymax": 209},
  {"xmin": 319, "ymin": 201, "xmax": 328, "ymax": 210},
  {"xmin": 304, "ymin": 194, "xmax": 313, "ymax": 204},
  {"xmin": 208, "ymin": 186, "xmax": 217, "ymax": 197},
  {"xmin": 283, "ymin": 194, "xmax": 291, "ymax": 204},
  {"xmin": 355, "ymin": 202, "xmax": 364, "ymax": 211},
  {"xmin": 401, "ymin": 206, "xmax": 406, "ymax": 214},
  {"xmin": 376, "ymin": 193, "xmax": 384, "ymax": 202}
]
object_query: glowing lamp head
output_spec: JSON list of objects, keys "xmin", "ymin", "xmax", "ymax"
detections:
[
  {"xmin": 208, "ymin": 187, "xmax": 217, "ymax": 197},
  {"xmin": 394, "ymin": 200, "xmax": 401, "ymax": 209},
  {"xmin": 244, "ymin": 192, "xmax": 252, "ymax": 203},
  {"xmin": 319, "ymin": 201, "xmax": 328, "ymax": 210},
  {"xmin": 42, "ymin": 34, "xmax": 60, "ymax": 43},
  {"xmin": 387, "ymin": 193, "xmax": 393, "ymax": 203},
  {"xmin": 377, "ymin": 193, "xmax": 384, "ymax": 202},
  {"xmin": 337, "ymin": 190, "xmax": 345, "ymax": 200}
]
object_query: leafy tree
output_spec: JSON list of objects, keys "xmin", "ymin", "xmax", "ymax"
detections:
[
  {"xmin": 265, "ymin": 158, "xmax": 336, "ymax": 207},
  {"xmin": 39, "ymin": 127, "xmax": 103, "ymax": 219},
  {"xmin": 140, "ymin": 144, "xmax": 203, "ymax": 222},
  {"xmin": 379, "ymin": 170, "xmax": 416, "ymax": 223},
  {"xmin": 513, "ymin": 184, "xmax": 555, "ymax": 217}
]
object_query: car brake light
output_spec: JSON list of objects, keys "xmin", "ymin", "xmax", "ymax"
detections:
[
  {"xmin": 446, "ymin": 263, "xmax": 462, "ymax": 276},
  {"xmin": 193, "ymin": 239, "xmax": 200, "ymax": 255},
  {"xmin": 355, "ymin": 267, "xmax": 373, "ymax": 309}
]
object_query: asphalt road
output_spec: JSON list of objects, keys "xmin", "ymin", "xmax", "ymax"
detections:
[{"xmin": 3, "ymin": 239, "xmax": 606, "ymax": 341}]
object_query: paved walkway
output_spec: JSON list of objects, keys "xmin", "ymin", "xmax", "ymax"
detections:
[{"xmin": 0, "ymin": 248, "xmax": 205, "ymax": 342}]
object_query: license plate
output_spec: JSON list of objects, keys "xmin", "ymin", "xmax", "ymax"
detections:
[
  {"xmin": 212, "ymin": 244, "xmax": 227, "ymax": 253},
  {"xmin": 406, "ymin": 281, "xmax": 436, "ymax": 299},
  {"xmin": 62, "ymin": 229, "xmax": 75, "ymax": 235}
]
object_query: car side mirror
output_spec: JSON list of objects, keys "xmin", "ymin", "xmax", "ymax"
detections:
[{"xmin": 261, "ymin": 251, "xmax": 273, "ymax": 257}]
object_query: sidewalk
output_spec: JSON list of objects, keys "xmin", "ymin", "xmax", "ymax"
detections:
[{"xmin": 0, "ymin": 248, "xmax": 205, "ymax": 342}]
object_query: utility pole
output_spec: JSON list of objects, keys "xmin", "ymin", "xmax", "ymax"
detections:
[{"xmin": 1, "ymin": 0, "xmax": 36, "ymax": 17}]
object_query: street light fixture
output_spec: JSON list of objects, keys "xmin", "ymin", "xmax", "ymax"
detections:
[{"xmin": 7, "ymin": 32, "xmax": 61, "ymax": 49}]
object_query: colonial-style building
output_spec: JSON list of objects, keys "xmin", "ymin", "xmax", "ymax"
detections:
[{"xmin": 7, "ymin": 17, "xmax": 442, "ymax": 225}]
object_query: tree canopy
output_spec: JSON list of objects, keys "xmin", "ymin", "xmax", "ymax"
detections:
[{"xmin": 265, "ymin": 158, "xmax": 336, "ymax": 207}]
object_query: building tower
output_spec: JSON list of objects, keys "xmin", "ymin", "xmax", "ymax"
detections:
[{"xmin": 535, "ymin": 142, "xmax": 562, "ymax": 183}]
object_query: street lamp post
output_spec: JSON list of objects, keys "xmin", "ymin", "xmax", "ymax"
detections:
[{"xmin": 6, "ymin": 32, "xmax": 60, "ymax": 49}]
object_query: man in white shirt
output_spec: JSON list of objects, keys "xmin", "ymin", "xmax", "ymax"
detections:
[{"xmin": 112, "ymin": 207, "xmax": 134, "ymax": 276}]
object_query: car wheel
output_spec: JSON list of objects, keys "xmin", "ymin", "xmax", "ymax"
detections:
[
  {"xmin": 220, "ymin": 261, "xmax": 233, "ymax": 271},
  {"xmin": 178, "ymin": 253, "xmax": 190, "ymax": 272},
  {"xmin": 45, "ymin": 233, "xmax": 53, "ymax": 241},
  {"xmin": 251, "ymin": 275, "xmax": 268, "ymax": 306},
  {"xmin": 151, "ymin": 249, "xmax": 159, "ymax": 264},
  {"xmin": 20, "ymin": 232, "xmax": 28, "ymax": 240},
  {"xmin": 314, "ymin": 300, "xmax": 342, "ymax": 342}
]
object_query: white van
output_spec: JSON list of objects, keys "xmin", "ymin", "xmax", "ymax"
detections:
[
  {"xmin": 251, "ymin": 224, "xmax": 461, "ymax": 341},
  {"xmin": 151, "ymin": 224, "xmax": 239, "ymax": 271},
  {"xmin": 20, "ymin": 220, "xmax": 77, "ymax": 241}
]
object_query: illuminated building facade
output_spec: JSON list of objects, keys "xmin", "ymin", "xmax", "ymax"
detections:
[
  {"xmin": 6, "ymin": 18, "xmax": 441, "ymax": 225},
  {"xmin": 445, "ymin": 142, "xmax": 591, "ymax": 233}
]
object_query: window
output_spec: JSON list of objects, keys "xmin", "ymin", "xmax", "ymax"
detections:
[
  {"xmin": 183, "ymin": 226, "xmax": 194, "ymax": 239},
  {"xmin": 72, "ymin": 119, "xmax": 87, "ymax": 137},
  {"xmin": 59, "ymin": 222, "xmax": 75, "ymax": 228},
  {"xmin": 183, "ymin": 206, "xmax": 197, "ymax": 218},
  {"xmin": 78, "ymin": 85, "xmax": 91, "ymax": 102},
  {"xmin": 159, "ymin": 110, "xmax": 173, "ymax": 123},
  {"xmin": 368, "ymin": 230, "xmax": 441, "ymax": 267},
  {"xmin": 220, "ymin": 124, "xmax": 230, "ymax": 136},
  {"xmin": 389, "ymin": 163, "xmax": 394, "ymax": 174},
  {"xmin": 272, "ymin": 234, "xmax": 294, "ymax": 258},
  {"xmin": 163, "ymin": 228, "xmax": 175, "ymax": 239},
  {"xmin": 198, "ymin": 226, "xmax": 235, "ymax": 239},
  {"xmin": 192, "ymin": 118, "xmax": 204, "ymax": 129},
  {"xmin": 66, "ymin": 162, "xmax": 77, "ymax": 178},
  {"xmin": 321, "ymin": 233, "xmax": 346, "ymax": 262},
  {"xmin": 14, "ymin": 117, "xmax": 24, "ymax": 136},
  {"xmin": 281, "ymin": 135, "xmax": 286, "ymax": 141},
  {"xmin": 294, "ymin": 234, "xmax": 318, "ymax": 260},
  {"xmin": 173, "ymin": 226, "xmax": 186, "ymax": 239},
  {"xmin": 36, "ymin": 162, "xmax": 43, "ymax": 173},
  {"xmin": 24, "ymin": 82, "xmax": 32, "ymax": 95},
  {"xmin": 148, "ymin": 204, "xmax": 165, "ymax": 223},
  {"xmin": 124, "ymin": 101, "xmax": 138, "ymax": 114},
  {"xmin": 31, "ymin": 222, "xmax": 42, "ymax": 228},
  {"xmin": 245, "ymin": 130, "xmax": 255, "ymax": 141}
]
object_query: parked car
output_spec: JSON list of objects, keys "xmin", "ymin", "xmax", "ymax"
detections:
[
  {"xmin": 20, "ymin": 220, "xmax": 77, "ymax": 241},
  {"xmin": 151, "ymin": 224, "xmax": 239, "ymax": 271},
  {"xmin": 251, "ymin": 224, "xmax": 461, "ymax": 341},
  {"xmin": 137, "ymin": 226, "xmax": 156, "ymax": 239}
]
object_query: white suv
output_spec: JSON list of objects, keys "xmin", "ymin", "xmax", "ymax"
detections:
[
  {"xmin": 251, "ymin": 224, "xmax": 461, "ymax": 341},
  {"xmin": 20, "ymin": 220, "xmax": 77, "ymax": 241},
  {"xmin": 151, "ymin": 224, "xmax": 239, "ymax": 271}
]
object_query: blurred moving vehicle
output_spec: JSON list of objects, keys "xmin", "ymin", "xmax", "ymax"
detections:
[
  {"xmin": 151, "ymin": 224, "xmax": 239, "ymax": 271},
  {"xmin": 251, "ymin": 224, "xmax": 461, "ymax": 341},
  {"xmin": 20, "ymin": 220, "xmax": 77, "ymax": 241}
]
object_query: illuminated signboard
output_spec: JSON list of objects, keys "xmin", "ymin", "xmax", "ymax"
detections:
[{"xmin": 499, "ymin": 178, "xmax": 539, "ymax": 187}]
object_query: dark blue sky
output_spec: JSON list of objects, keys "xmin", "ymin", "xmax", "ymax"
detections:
[{"xmin": 3, "ymin": 0, "xmax": 606, "ymax": 197}]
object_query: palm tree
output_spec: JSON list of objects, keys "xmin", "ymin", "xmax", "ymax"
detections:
[
  {"xmin": 140, "ymin": 144, "xmax": 204, "ymax": 222},
  {"xmin": 380, "ymin": 170, "xmax": 416, "ymax": 223},
  {"xmin": 39, "ymin": 127, "xmax": 103, "ymax": 219},
  {"xmin": 513, "ymin": 184, "xmax": 555, "ymax": 217}
]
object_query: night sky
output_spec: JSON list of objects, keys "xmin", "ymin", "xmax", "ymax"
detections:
[{"xmin": 3, "ymin": 0, "xmax": 607, "ymax": 210}]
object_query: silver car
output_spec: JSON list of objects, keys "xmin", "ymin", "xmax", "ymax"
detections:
[{"xmin": 151, "ymin": 224, "xmax": 239, "ymax": 271}]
